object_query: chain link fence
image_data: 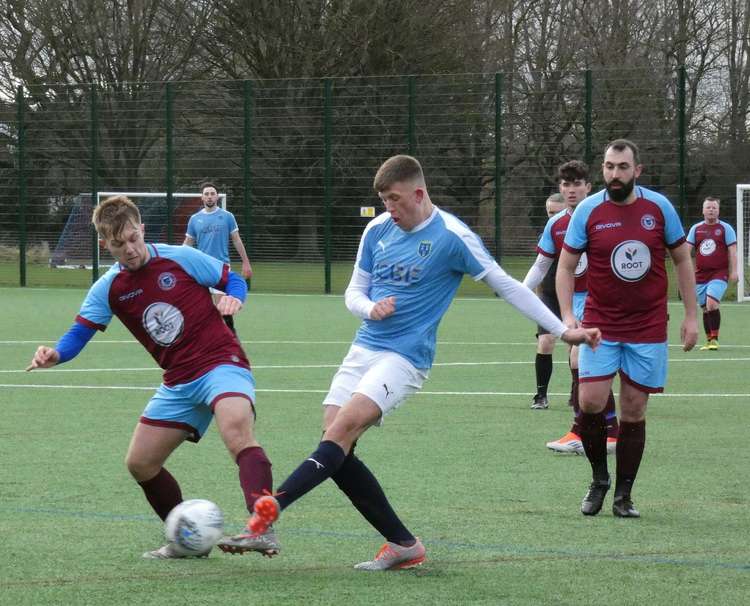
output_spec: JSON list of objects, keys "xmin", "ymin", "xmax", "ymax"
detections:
[{"xmin": 0, "ymin": 68, "xmax": 747, "ymax": 293}]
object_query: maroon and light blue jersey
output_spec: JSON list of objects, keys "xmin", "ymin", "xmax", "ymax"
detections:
[
  {"xmin": 75, "ymin": 243, "xmax": 249, "ymax": 386},
  {"xmin": 563, "ymin": 187, "xmax": 685, "ymax": 343},
  {"xmin": 686, "ymin": 220, "xmax": 736, "ymax": 283},
  {"xmin": 537, "ymin": 209, "xmax": 588, "ymax": 294}
]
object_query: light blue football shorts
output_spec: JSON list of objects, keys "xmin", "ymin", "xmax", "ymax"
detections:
[
  {"xmin": 579, "ymin": 340, "xmax": 668, "ymax": 393},
  {"xmin": 573, "ymin": 291, "xmax": 587, "ymax": 322},
  {"xmin": 695, "ymin": 279, "xmax": 727, "ymax": 307},
  {"xmin": 141, "ymin": 364, "xmax": 255, "ymax": 442}
]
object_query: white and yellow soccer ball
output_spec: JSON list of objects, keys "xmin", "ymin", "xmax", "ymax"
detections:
[{"xmin": 164, "ymin": 499, "xmax": 224, "ymax": 556}]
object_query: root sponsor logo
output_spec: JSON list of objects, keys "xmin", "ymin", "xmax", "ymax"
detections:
[
  {"xmin": 610, "ymin": 240, "xmax": 651, "ymax": 282},
  {"xmin": 142, "ymin": 302, "xmax": 184, "ymax": 346},
  {"xmin": 699, "ymin": 238, "xmax": 717, "ymax": 256}
]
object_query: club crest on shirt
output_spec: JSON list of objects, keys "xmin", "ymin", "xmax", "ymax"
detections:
[
  {"xmin": 158, "ymin": 272, "xmax": 177, "ymax": 290},
  {"xmin": 699, "ymin": 238, "xmax": 717, "ymax": 256},
  {"xmin": 142, "ymin": 302, "xmax": 184, "ymax": 346},
  {"xmin": 714, "ymin": 228, "xmax": 721, "ymax": 236},
  {"xmin": 610, "ymin": 240, "xmax": 651, "ymax": 282},
  {"xmin": 640, "ymin": 214, "xmax": 656, "ymax": 230},
  {"xmin": 574, "ymin": 252, "xmax": 588, "ymax": 277},
  {"xmin": 418, "ymin": 240, "xmax": 432, "ymax": 258}
]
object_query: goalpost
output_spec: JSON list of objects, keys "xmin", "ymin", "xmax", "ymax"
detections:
[
  {"xmin": 736, "ymin": 184, "xmax": 750, "ymax": 302},
  {"xmin": 51, "ymin": 191, "xmax": 227, "ymax": 268}
]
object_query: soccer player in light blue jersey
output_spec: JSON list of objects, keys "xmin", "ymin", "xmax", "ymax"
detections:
[
  {"xmin": 244, "ymin": 155, "xmax": 601, "ymax": 570},
  {"xmin": 184, "ymin": 182, "xmax": 252, "ymax": 334}
]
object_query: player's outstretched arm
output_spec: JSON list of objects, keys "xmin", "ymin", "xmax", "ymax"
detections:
[
  {"xmin": 561, "ymin": 327, "xmax": 601, "ymax": 349},
  {"xmin": 26, "ymin": 346, "xmax": 60, "ymax": 371},
  {"xmin": 670, "ymin": 242, "xmax": 698, "ymax": 351}
]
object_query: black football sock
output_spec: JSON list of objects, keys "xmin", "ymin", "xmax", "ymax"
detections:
[
  {"xmin": 702, "ymin": 310, "xmax": 711, "ymax": 339},
  {"xmin": 332, "ymin": 452, "xmax": 415, "ymax": 545},
  {"xmin": 615, "ymin": 420, "xmax": 646, "ymax": 499},
  {"xmin": 223, "ymin": 314, "xmax": 236, "ymax": 335},
  {"xmin": 138, "ymin": 467, "xmax": 183, "ymax": 521},
  {"xmin": 708, "ymin": 309, "xmax": 721, "ymax": 339},
  {"xmin": 579, "ymin": 411, "xmax": 609, "ymax": 482},
  {"xmin": 535, "ymin": 353, "xmax": 553, "ymax": 397},
  {"xmin": 605, "ymin": 390, "xmax": 619, "ymax": 438},
  {"xmin": 276, "ymin": 440, "xmax": 346, "ymax": 510}
]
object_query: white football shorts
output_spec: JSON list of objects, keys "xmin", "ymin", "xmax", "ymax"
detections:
[{"xmin": 323, "ymin": 344, "xmax": 429, "ymax": 418}]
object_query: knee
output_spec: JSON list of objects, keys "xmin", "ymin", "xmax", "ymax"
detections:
[{"xmin": 125, "ymin": 453, "xmax": 159, "ymax": 482}]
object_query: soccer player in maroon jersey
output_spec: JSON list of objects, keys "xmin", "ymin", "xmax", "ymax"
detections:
[
  {"xmin": 557, "ymin": 139, "xmax": 698, "ymax": 518},
  {"xmin": 686, "ymin": 197, "xmax": 738, "ymax": 350},
  {"xmin": 524, "ymin": 161, "xmax": 619, "ymax": 453},
  {"xmin": 26, "ymin": 196, "xmax": 277, "ymax": 558}
]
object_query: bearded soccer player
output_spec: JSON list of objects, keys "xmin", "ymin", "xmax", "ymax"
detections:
[
  {"xmin": 557, "ymin": 139, "xmax": 698, "ymax": 518},
  {"xmin": 27, "ymin": 196, "xmax": 277, "ymax": 559},
  {"xmin": 184, "ymin": 182, "xmax": 252, "ymax": 335},
  {"xmin": 686, "ymin": 197, "xmax": 738, "ymax": 350},
  {"xmin": 524, "ymin": 160, "xmax": 618, "ymax": 453}
]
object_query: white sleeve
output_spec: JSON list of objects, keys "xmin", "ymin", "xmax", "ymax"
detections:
[
  {"xmin": 522, "ymin": 254, "xmax": 555, "ymax": 290},
  {"xmin": 344, "ymin": 267, "xmax": 376, "ymax": 320},
  {"xmin": 483, "ymin": 265, "xmax": 567, "ymax": 337}
]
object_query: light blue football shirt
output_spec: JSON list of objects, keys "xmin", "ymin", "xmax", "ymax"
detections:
[
  {"xmin": 353, "ymin": 207, "xmax": 498, "ymax": 369},
  {"xmin": 186, "ymin": 208, "xmax": 239, "ymax": 264}
]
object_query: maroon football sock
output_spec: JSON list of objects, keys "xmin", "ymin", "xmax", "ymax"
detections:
[
  {"xmin": 605, "ymin": 390, "xmax": 619, "ymax": 438},
  {"xmin": 615, "ymin": 420, "xmax": 646, "ymax": 499},
  {"xmin": 138, "ymin": 467, "xmax": 183, "ymax": 521},
  {"xmin": 236, "ymin": 446, "xmax": 273, "ymax": 513},
  {"xmin": 569, "ymin": 368, "xmax": 581, "ymax": 434},
  {"xmin": 579, "ymin": 411, "xmax": 609, "ymax": 482}
]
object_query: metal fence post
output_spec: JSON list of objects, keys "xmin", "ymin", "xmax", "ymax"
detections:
[
  {"xmin": 408, "ymin": 76, "xmax": 416, "ymax": 154},
  {"xmin": 90, "ymin": 84, "xmax": 99, "ymax": 283},
  {"xmin": 324, "ymin": 78, "xmax": 332, "ymax": 294},
  {"xmin": 243, "ymin": 80, "xmax": 253, "ymax": 285},
  {"xmin": 166, "ymin": 82, "xmax": 174, "ymax": 243},
  {"xmin": 16, "ymin": 86, "xmax": 27, "ymax": 287},
  {"xmin": 678, "ymin": 65, "xmax": 687, "ymax": 222},
  {"xmin": 584, "ymin": 69, "xmax": 593, "ymax": 167},
  {"xmin": 495, "ymin": 72, "xmax": 503, "ymax": 261}
]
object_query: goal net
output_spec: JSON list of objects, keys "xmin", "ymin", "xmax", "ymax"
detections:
[
  {"xmin": 50, "ymin": 191, "xmax": 226, "ymax": 268},
  {"xmin": 736, "ymin": 184, "xmax": 750, "ymax": 302}
]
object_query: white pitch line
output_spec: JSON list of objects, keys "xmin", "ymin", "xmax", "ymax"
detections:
[
  {"xmin": 4, "ymin": 338, "xmax": 750, "ymax": 349},
  {"xmin": 0, "ymin": 383, "xmax": 747, "ymax": 398},
  {"xmin": 2, "ymin": 356, "xmax": 749, "ymax": 375}
]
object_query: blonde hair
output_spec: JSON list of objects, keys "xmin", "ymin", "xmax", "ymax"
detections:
[
  {"xmin": 373, "ymin": 155, "xmax": 425, "ymax": 192},
  {"xmin": 92, "ymin": 196, "xmax": 141, "ymax": 240}
]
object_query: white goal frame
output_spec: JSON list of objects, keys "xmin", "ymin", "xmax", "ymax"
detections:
[
  {"xmin": 736, "ymin": 184, "xmax": 749, "ymax": 302},
  {"xmin": 94, "ymin": 191, "xmax": 227, "ymax": 267}
]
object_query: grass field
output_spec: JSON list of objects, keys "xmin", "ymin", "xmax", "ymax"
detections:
[{"xmin": 2, "ymin": 287, "xmax": 749, "ymax": 605}]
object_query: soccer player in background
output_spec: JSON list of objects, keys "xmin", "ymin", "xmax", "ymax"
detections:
[
  {"xmin": 526, "ymin": 192, "xmax": 565, "ymax": 410},
  {"xmin": 184, "ymin": 181, "xmax": 252, "ymax": 335},
  {"xmin": 557, "ymin": 139, "xmax": 698, "ymax": 518},
  {"xmin": 523, "ymin": 161, "xmax": 618, "ymax": 453},
  {"xmin": 686, "ymin": 197, "xmax": 737, "ymax": 350},
  {"xmin": 26, "ymin": 196, "xmax": 277, "ymax": 559},
  {"xmin": 243, "ymin": 154, "xmax": 601, "ymax": 570}
]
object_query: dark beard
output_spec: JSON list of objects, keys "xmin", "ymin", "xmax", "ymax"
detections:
[{"xmin": 606, "ymin": 178, "xmax": 635, "ymax": 202}]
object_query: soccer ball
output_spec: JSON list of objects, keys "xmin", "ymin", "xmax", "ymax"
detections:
[{"xmin": 164, "ymin": 499, "xmax": 224, "ymax": 556}]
